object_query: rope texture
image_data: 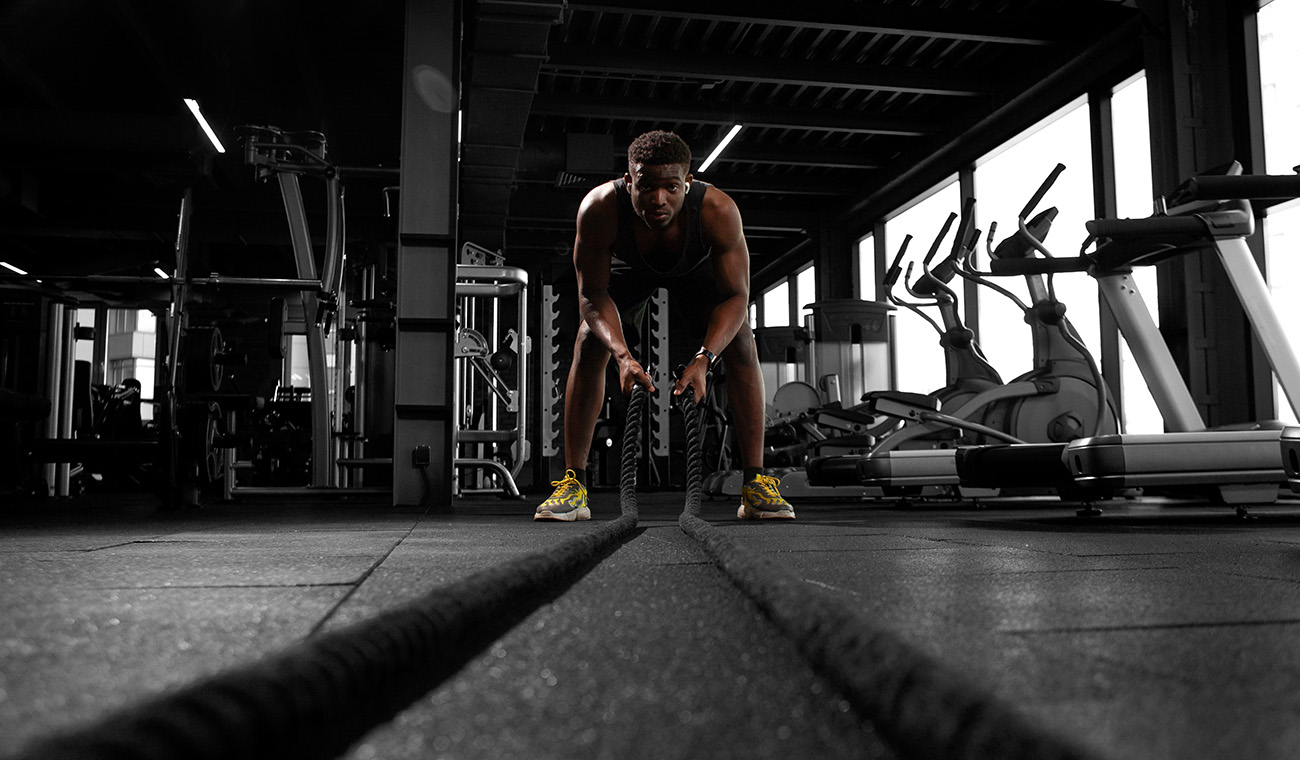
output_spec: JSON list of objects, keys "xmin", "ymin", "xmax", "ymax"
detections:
[
  {"xmin": 10, "ymin": 387, "xmax": 649, "ymax": 760},
  {"xmin": 675, "ymin": 389, "xmax": 1104, "ymax": 760},
  {"xmin": 11, "ymin": 383, "xmax": 1104, "ymax": 760}
]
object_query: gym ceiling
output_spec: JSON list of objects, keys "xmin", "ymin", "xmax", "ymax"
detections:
[{"xmin": 0, "ymin": 0, "xmax": 1143, "ymax": 297}]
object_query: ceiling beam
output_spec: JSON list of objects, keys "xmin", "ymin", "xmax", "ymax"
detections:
[
  {"xmin": 505, "ymin": 187, "xmax": 818, "ymax": 231},
  {"xmin": 530, "ymin": 93, "xmax": 936, "ymax": 136},
  {"xmin": 830, "ymin": 18, "xmax": 1144, "ymax": 232},
  {"xmin": 511, "ymin": 170, "xmax": 845, "ymax": 196},
  {"xmin": 564, "ymin": 0, "xmax": 1070, "ymax": 45},
  {"xmin": 543, "ymin": 45, "xmax": 989, "ymax": 96},
  {"xmin": 714, "ymin": 146, "xmax": 881, "ymax": 170},
  {"xmin": 520, "ymin": 136, "xmax": 885, "ymax": 170}
]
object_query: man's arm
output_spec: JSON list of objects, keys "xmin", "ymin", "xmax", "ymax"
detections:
[
  {"xmin": 574, "ymin": 184, "xmax": 655, "ymax": 393},
  {"xmin": 699, "ymin": 188, "xmax": 751, "ymax": 358},
  {"xmin": 674, "ymin": 188, "xmax": 751, "ymax": 397}
]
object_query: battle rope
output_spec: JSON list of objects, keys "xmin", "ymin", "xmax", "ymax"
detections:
[
  {"xmin": 12, "ymin": 382, "xmax": 1103, "ymax": 760},
  {"xmin": 9, "ymin": 389, "xmax": 647, "ymax": 760},
  {"xmin": 675, "ymin": 388, "xmax": 1104, "ymax": 760}
]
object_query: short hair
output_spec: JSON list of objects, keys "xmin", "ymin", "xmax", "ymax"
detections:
[{"xmin": 627, "ymin": 130, "xmax": 691, "ymax": 168}]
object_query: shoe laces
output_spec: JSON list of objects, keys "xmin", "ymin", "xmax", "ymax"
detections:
[
  {"xmin": 550, "ymin": 469, "xmax": 581, "ymax": 496},
  {"xmin": 750, "ymin": 473, "xmax": 782, "ymax": 494}
]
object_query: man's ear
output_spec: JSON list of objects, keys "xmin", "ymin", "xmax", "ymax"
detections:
[{"xmin": 685, "ymin": 172, "xmax": 694, "ymax": 192}]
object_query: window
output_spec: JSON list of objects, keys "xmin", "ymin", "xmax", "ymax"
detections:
[
  {"xmin": 883, "ymin": 178, "xmax": 961, "ymax": 394},
  {"xmin": 973, "ymin": 98, "xmax": 1099, "ymax": 385},
  {"xmin": 1265, "ymin": 201, "xmax": 1300, "ymax": 424},
  {"xmin": 856, "ymin": 234, "xmax": 875, "ymax": 300},
  {"xmin": 109, "ymin": 309, "xmax": 135, "ymax": 335},
  {"xmin": 762, "ymin": 281, "xmax": 790, "ymax": 327},
  {"xmin": 1111, "ymin": 73, "xmax": 1164, "ymax": 433},
  {"xmin": 1259, "ymin": 0, "xmax": 1300, "ymax": 424},
  {"xmin": 74, "ymin": 308, "xmax": 97, "ymax": 366},
  {"xmin": 795, "ymin": 265, "xmax": 816, "ymax": 327}
]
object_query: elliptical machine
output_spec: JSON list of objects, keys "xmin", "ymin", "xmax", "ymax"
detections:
[{"xmin": 811, "ymin": 164, "xmax": 1119, "ymax": 497}]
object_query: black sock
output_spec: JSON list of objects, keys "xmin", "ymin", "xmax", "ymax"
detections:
[
  {"xmin": 571, "ymin": 468, "xmax": 587, "ymax": 486},
  {"xmin": 743, "ymin": 466, "xmax": 763, "ymax": 483}
]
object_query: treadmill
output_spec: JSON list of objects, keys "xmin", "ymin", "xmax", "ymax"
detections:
[
  {"xmin": 1060, "ymin": 162, "xmax": 1300, "ymax": 512},
  {"xmin": 815, "ymin": 163, "xmax": 1300, "ymax": 515}
]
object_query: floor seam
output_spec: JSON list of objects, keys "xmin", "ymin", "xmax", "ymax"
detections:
[{"xmin": 306, "ymin": 514, "xmax": 429, "ymax": 637}]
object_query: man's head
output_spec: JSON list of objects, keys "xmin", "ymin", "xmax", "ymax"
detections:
[{"xmin": 625, "ymin": 130, "xmax": 693, "ymax": 230}]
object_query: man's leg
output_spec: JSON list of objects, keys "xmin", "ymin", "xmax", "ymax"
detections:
[
  {"xmin": 564, "ymin": 321, "xmax": 611, "ymax": 471},
  {"xmin": 720, "ymin": 323, "xmax": 765, "ymax": 469},
  {"xmin": 536, "ymin": 322, "xmax": 610, "ymax": 521},
  {"xmin": 722, "ymin": 324, "xmax": 795, "ymax": 519}
]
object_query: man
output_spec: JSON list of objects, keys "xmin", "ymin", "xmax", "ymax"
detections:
[{"xmin": 535, "ymin": 130, "xmax": 795, "ymax": 522}]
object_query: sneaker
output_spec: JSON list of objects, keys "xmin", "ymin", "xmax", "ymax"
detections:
[
  {"xmin": 738, "ymin": 473, "xmax": 795, "ymax": 520},
  {"xmin": 534, "ymin": 469, "xmax": 590, "ymax": 521}
]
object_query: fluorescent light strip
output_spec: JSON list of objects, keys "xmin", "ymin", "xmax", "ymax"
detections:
[
  {"xmin": 1, "ymin": 261, "xmax": 28, "ymax": 275},
  {"xmin": 697, "ymin": 124, "xmax": 742, "ymax": 172},
  {"xmin": 154, "ymin": 267, "xmax": 170, "ymax": 279},
  {"xmin": 184, "ymin": 98, "xmax": 226, "ymax": 154}
]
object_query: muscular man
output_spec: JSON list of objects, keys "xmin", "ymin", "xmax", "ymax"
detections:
[{"xmin": 535, "ymin": 130, "xmax": 795, "ymax": 522}]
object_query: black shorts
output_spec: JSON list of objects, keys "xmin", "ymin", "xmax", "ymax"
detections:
[{"xmin": 608, "ymin": 258, "xmax": 719, "ymax": 362}]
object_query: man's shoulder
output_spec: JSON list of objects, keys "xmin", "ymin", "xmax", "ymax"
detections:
[
  {"xmin": 698, "ymin": 182, "xmax": 741, "ymax": 222},
  {"xmin": 585, "ymin": 179, "xmax": 621, "ymax": 203},
  {"xmin": 578, "ymin": 180, "xmax": 621, "ymax": 216},
  {"xmin": 576, "ymin": 181, "xmax": 621, "ymax": 240}
]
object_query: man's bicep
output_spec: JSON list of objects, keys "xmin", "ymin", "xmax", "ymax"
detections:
[
  {"xmin": 704, "ymin": 197, "xmax": 751, "ymax": 299},
  {"xmin": 573, "ymin": 192, "xmax": 616, "ymax": 295},
  {"xmin": 573, "ymin": 235, "xmax": 612, "ymax": 296},
  {"xmin": 710, "ymin": 230, "xmax": 751, "ymax": 301}
]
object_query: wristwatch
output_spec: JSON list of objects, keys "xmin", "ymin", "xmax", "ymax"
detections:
[{"xmin": 693, "ymin": 346, "xmax": 717, "ymax": 370}]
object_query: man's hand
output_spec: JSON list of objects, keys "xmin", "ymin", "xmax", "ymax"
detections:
[
  {"xmin": 617, "ymin": 356, "xmax": 656, "ymax": 396},
  {"xmin": 673, "ymin": 354, "xmax": 709, "ymax": 401}
]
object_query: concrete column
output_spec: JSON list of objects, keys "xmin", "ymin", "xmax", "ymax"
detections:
[
  {"xmin": 392, "ymin": 0, "xmax": 459, "ymax": 506},
  {"xmin": 1139, "ymin": 0, "xmax": 1260, "ymax": 425}
]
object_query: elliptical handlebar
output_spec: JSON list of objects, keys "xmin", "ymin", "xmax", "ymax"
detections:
[
  {"xmin": 884, "ymin": 236, "xmax": 943, "ymax": 336},
  {"xmin": 921, "ymin": 212, "xmax": 959, "ymax": 268},
  {"xmin": 1019, "ymin": 162, "xmax": 1066, "ymax": 221},
  {"xmin": 883, "ymin": 235, "xmax": 912, "ymax": 291}
]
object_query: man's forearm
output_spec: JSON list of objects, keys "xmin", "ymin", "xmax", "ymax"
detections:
[
  {"xmin": 579, "ymin": 293, "xmax": 632, "ymax": 360},
  {"xmin": 701, "ymin": 294, "xmax": 750, "ymax": 354}
]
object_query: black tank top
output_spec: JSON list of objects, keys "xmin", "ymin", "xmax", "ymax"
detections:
[{"xmin": 612, "ymin": 178, "xmax": 712, "ymax": 278}]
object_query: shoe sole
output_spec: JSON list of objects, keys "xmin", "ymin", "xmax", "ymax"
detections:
[
  {"xmin": 737, "ymin": 503, "xmax": 795, "ymax": 520},
  {"xmin": 534, "ymin": 507, "xmax": 591, "ymax": 522}
]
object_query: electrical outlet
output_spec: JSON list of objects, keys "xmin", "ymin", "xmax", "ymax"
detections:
[{"xmin": 412, "ymin": 445, "xmax": 431, "ymax": 467}]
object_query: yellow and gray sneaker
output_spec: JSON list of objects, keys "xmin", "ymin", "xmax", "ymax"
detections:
[
  {"xmin": 534, "ymin": 469, "xmax": 590, "ymax": 521},
  {"xmin": 738, "ymin": 473, "xmax": 795, "ymax": 520}
]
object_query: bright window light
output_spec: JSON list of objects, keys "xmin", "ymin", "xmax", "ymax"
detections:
[
  {"xmin": 183, "ymin": 98, "xmax": 226, "ymax": 154},
  {"xmin": 154, "ymin": 267, "xmax": 170, "ymax": 279},
  {"xmin": 698, "ymin": 124, "xmax": 742, "ymax": 172},
  {"xmin": 1, "ymin": 261, "xmax": 27, "ymax": 275}
]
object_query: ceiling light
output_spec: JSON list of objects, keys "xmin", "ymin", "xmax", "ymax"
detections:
[
  {"xmin": 184, "ymin": 98, "xmax": 226, "ymax": 154},
  {"xmin": 1, "ymin": 261, "xmax": 27, "ymax": 275},
  {"xmin": 698, "ymin": 124, "xmax": 742, "ymax": 173},
  {"xmin": 154, "ymin": 267, "xmax": 170, "ymax": 279}
]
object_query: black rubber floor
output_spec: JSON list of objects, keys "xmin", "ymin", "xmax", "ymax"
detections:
[{"xmin": 3, "ymin": 488, "xmax": 1300, "ymax": 760}]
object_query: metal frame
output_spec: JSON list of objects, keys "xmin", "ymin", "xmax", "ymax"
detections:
[{"xmin": 453, "ymin": 263, "xmax": 530, "ymax": 497}]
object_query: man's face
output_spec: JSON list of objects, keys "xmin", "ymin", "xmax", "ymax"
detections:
[{"xmin": 625, "ymin": 162, "xmax": 691, "ymax": 230}]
